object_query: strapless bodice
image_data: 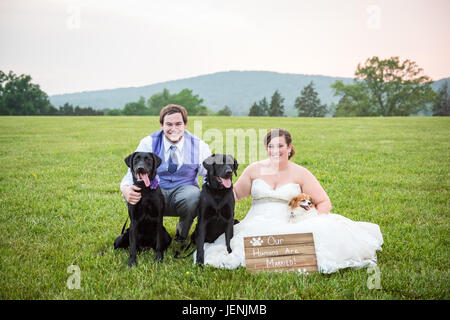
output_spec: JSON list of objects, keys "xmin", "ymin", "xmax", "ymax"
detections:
[{"xmin": 251, "ymin": 178, "xmax": 301, "ymax": 203}]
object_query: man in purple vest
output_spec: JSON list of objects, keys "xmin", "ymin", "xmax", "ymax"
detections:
[{"xmin": 120, "ymin": 104, "xmax": 211, "ymax": 248}]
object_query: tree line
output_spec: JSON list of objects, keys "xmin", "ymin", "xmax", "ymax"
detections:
[
  {"xmin": 248, "ymin": 56, "xmax": 448, "ymax": 117},
  {"xmin": 0, "ymin": 71, "xmax": 231, "ymax": 116},
  {"xmin": 1, "ymin": 56, "xmax": 449, "ymax": 117},
  {"xmin": 0, "ymin": 71, "xmax": 103, "ymax": 115},
  {"xmin": 248, "ymin": 83, "xmax": 329, "ymax": 117},
  {"xmin": 105, "ymin": 88, "xmax": 231, "ymax": 116}
]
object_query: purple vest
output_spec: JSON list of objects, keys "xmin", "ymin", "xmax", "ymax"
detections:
[{"xmin": 150, "ymin": 130, "xmax": 200, "ymax": 189}]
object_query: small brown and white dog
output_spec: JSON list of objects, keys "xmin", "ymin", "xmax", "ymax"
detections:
[{"xmin": 288, "ymin": 193, "xmax": 317, "ymax": 223}]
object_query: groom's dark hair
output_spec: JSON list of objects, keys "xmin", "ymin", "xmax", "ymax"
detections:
[
  {"xmin": 159, "ymin": 104, "xmax": 188, "ymax": 125},
  {"xmin": 264, "ymin": 128, "xmax": 295, "ymax": 159}
]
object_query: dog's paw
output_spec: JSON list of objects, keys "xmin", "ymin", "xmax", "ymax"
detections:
[
  {"xmin": 128, "ymin": 259, "xmax": 137, "ymax": 268},
  {"xmin": 196, "ymin": 257, "xmax": 205, "ymax": 267},
  {"xmin": 249, "ymin": 237, "xmax": 263, "ymax": 247},
  {"xmin": 154, "ymin": 252, "xmax": 163, "ymax": 263}
]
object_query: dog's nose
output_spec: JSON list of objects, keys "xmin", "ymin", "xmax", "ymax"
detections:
[{"xmin": 136, "ymin": 166, "xmax": 145, "ymax": 173}]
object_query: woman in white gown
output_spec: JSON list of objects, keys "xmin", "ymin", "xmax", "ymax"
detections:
[{"xmin": 194, "ymin": 129, "xmax": 383, "ymax": 274}]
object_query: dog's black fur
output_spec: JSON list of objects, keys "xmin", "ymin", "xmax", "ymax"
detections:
[
  {"xmin": 192, "ymin": 154, "xmax": 239, "ymax": 265},
  {"xmin": 114, "ymin": 152, "xmax": 171, "ymax": 267}
]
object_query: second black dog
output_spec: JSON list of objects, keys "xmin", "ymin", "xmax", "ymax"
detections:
[
  {"xmin": 192, "ymin": 154, "xmax": 238, "ymax": 265},
  {"xmin": 114, "ymin": 152, "xmax": 171, "ymax": 267}
]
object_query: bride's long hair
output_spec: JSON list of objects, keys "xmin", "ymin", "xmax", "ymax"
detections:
[{"xmin": 263, "ymin": 128, "xmax": 295, "ymax": 159}]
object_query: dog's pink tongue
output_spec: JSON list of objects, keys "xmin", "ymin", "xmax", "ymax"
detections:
[
  {"xmin": 139, "ymin": 173, "xmax": 150, "ymax": 187},
  {"xmin": 220, "ymin": 177, "xmax": 232, "ymax": 188}
]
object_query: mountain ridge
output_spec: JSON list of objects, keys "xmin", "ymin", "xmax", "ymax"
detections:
[{"xmin": 49, "ymin": 70, "xmax": 450, "ymax": 116}]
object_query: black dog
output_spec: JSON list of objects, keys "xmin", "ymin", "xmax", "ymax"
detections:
[
  {"xmin": 192, "ymin": 154, "xmax": 238, "ymax": 265},
  {"xmin": 114, "ymin": 152, "xmax": 171, "ymax": 267}
]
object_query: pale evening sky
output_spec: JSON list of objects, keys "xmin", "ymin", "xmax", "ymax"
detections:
[{"xmin": 0, "ymin": 0, "xmax": 449, "ymax": 95}]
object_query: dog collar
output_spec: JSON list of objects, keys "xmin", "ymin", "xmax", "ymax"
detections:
[{"xmin": 149, "ymin": 175, "xmax": 160, "ymax": 190}]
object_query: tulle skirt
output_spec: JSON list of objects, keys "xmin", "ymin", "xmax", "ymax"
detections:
[{"xmin": 194, "ymin": 200, "xmax": 383, "ymax": 274}]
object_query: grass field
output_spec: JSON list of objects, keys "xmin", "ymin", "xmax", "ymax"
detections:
[{"xmin": 0, "ymin": 116, "xmax": 449, "ymax": 299}]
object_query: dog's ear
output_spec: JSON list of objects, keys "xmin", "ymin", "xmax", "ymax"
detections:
[
  {"xmin": 151, "ymin": 153, "xmax": 162, "ymax": 168},
  {"xmin": 233, "ymin": 157, "xmax": 239, "ymax": 177},
  {"xmin": 202, "ymin": 155, "xmax": 215, "ymax": 175},
  {"xmin": 124, "ymin": 152, "xmax": 135, "ymax": 169},
  {"xmin": 301, "ymin": 193, "xmax": 312, "ymax": 203},
  {"xmin": 288, "ymin": 196, "xmax": 296, "ymax": 209},
  {"xmin": 150, "ymin": 153, "xmax": 162, "ymax": 178}
]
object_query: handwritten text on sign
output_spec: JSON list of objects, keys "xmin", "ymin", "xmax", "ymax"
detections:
[{"xmin": 244, "ymin": 233, "xmax": 318, "ymax": 273}]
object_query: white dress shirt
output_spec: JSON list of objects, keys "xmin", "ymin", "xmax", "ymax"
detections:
[{"xmin": 120, "ymin": 132, "xmax": 211, "ymax": 189}]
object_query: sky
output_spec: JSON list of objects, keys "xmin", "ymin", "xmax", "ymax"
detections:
[{"xmin": 0, "ymin": 0, "xmax": 449, "ymax": 95}]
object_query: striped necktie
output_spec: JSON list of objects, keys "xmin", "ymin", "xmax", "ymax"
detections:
[{"xmin": 168, "ymin": 145, "xmax": 178, "ymax": 173}]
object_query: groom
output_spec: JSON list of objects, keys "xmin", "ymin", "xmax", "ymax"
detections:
[{"xmin": 120, "ymin": 104, "xmax": 212, "ymax": 247}]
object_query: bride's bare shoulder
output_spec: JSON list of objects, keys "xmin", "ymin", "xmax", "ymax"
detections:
[
  {"xmin": 288, "ymin": 162, "xmax": 309, "ymax": 177},
  {"xmin": 243, "ymin": 160, "xmax": 269, "ymax": 178},
  {"xmin": 289, "ymin": 161, "xmax": 306, "ymax": 170}
]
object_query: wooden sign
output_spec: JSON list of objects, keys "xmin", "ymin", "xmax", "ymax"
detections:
[{"xmin": 244, "ymin": 233, "xmax": 318, "ymax": 273}]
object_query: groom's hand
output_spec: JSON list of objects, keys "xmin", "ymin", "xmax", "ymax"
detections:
[{"xmin": 122, "ymin": 185, "xmax": 142, "ymax": 205}]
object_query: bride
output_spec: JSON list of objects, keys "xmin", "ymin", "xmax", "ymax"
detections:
[{"xmin": 194, "ymin": 128, "xmax": 383, "ymax": 274}]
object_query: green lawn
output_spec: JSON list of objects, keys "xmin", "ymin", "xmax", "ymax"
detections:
[{"xmin": 0, "ymin": 116, "xmax": 448, "ymax": 299}]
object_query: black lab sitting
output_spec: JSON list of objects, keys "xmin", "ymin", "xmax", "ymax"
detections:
[
  {"xmin": 192, "ymin": 154, "xmax": 239, "ymax": 265},
  {"xmin": 114, "ymin": 152, "xmax": 171, "ymax": 267}
]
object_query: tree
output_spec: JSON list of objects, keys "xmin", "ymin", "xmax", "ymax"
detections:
[
  {"xmin": 73, "ymin": 106, "xmax": 103, "ymax": 116},
  {"xmin": 0, "ymin": 70, "xmax": 52, "ymax": 115},
  {"xmin": 146, "ymin": 88, "xmax": 206, "ymax": 115},
  {"xmin": 248, "ymin": 102, "xmax": 260, "ymax": 116},
  {"xmin": 294, "ymin": 81, "xmax": 328, "ymax": 117},
  {"xmin": 268, "ymin": 90, "xmax": 285, "ymax": 117},
  {"xmin": 217, "ymin": 105, "xmax": 232, "ymax": 116},
  {"xmin": 171, "ymin": 88, "xmax": 206, "ymax": 115},
  {"xmin": 258, "ymin": 97, "xmax": 269, "ymax": 116},
  {"xmin": 196, "ymin": 106, "xmax": 209, "ymax": 116},
  {"xmin": 123, "ymin": 96, "xmax": 148, "ymax": 115},
  {"xmin": 58, "ymin": 102, "xmax": 103, "ymax": 116},
  {"xmin": 47, "ymin": 105, "xmax": 59, "ymax": 115},
  {"xmin": 331, "ymin": 56, "xmax": 436, "ymax": 116},
  {"xmin": 248, "ymin": 97, "xmax": 269, "ymax": 116},
  {"xmin": 106, "ymin": 109, "xmax": 122, "ymax": 116},
  {"xmin": 147, "ymin": 88, "xmax": 170, "ymax": 115},
  {"xmin": 331, "ymin": 81, "xmax": 375, "ymax": 117},
  {"xmin": 432, "ymin": 82, "xmax": 450, "ymax": 116},
  {"xmin": 59, "ymin": 102, "xmax": 74, "ymax": 115}
]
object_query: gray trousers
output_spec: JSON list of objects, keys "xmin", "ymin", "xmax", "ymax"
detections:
[{"xmin": 160, "ymin": 185, "xmax": 200, "ymax": 240}]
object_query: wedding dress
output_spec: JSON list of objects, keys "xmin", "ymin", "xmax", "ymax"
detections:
[{"xmin": 193, "ymin": 178, "xmax": 383, "ymax": 273}]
